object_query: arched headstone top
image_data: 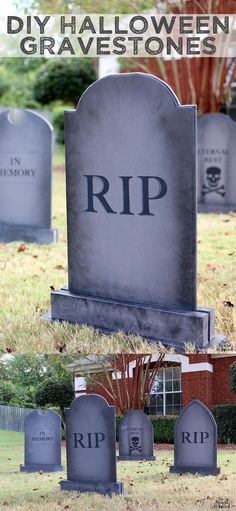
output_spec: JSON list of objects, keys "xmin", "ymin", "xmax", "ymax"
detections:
[
  {"xmin": 1, "ymin": 108, "xmax": 52, "ymax": 133},
  {"xmin": 176, "ymin": 399, "xmax": 217, "ymax": 427},
  {"xmin": 68, "ymin": 394, "xmax": 110, "ymax": 412},
  {"xmin": 66, "ymin": 73, "xmax": 195, "ymax": 116},
  {"xmin": 199, "ymin": 111, "xmax": 236, "ymax": 126},
  {"xmin": 120, "ymin": 408, "xmax": 153, "ymax": 426},
  {"xmin": 24, "ymin": 408, "xmax": 61, "ymax": 424}
]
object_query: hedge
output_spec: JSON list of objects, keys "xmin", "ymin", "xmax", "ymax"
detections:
[
  {"xmin": 213, "ymin": 405, "xmax": 236, "ymax": 444},
  {"xmin": 116, "ymin": 406, "xmax": 236, "ymax": 445},
  {"xmin": 116, "ymin": 415, "xmax": 178, "ymax": 443}
]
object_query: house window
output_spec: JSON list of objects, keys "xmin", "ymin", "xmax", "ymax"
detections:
[{"xmin": 145, "ymin": 366, "xmax": 182, "ymax": 416}]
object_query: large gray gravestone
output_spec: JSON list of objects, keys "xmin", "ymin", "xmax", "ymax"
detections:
[
  {"xmin": 61, "ymin": 394, "xmax": 123, "ymax": 496},
  {"xmin": 118, "ymin": 410, "xmax": 155, "ymax": 461},
  {"xmin": 198, "ymin": 113, "xmax": 236, "ymax": 212},
  {"xmin": 46, "ymin": 72, "xmax": 225, "ymax": 348},
  {"xmin": 20, "ymin": 409, "xmax": 63, "ymax": 472},
  {"xmin": 170, "ymin": 400, "xmax": 220, "ymax": 475},
  {"xmin": 0, "ymin": 109, "xmax": 58, "ymax": 243}
]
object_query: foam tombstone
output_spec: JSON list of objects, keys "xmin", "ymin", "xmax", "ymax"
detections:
[
  {"xmin": 61, "ymin": 394, "xmax": 124, "ymax": 496},
  {"xmin": 170, "ymin": 399, "xmax": 220, "ymax": 475}
]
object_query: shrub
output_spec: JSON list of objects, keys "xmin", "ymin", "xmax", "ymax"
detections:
[
  {"xmin": 52, "ymin": 106, "xmax": 71, "ymax": 145},
  {"xmin": 52, "ymin": 107, "xmax": 65, "ymax": 145},
  {"xmin": 213, "ymin": 404, "xmax": 236, "ymax": 444},
  {"xmin": 35, "ymin": 377, "xmax": 75, "ymax": 422},
  {"xmin": 0, "ymin": 381, "xmax": 16, "ymax": 405},
  {"xmin": 33, "ymin": 58, "xmax": 96, "ymax": 107}
]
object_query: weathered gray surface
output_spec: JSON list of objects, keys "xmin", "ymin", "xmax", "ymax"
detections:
[
  {"xmin": 65, "ymin": 73, "xmax": 196, "ymax": 310},
  {"xmin": 51, "ymin": 289, "xmax": 216, "ymax": 347},
  {"xmin": 118, "ymin": 410, "xmax": 155, "ymax": 461},
  {"xmin": 61, "ymin": 394, "xmax": 123, "ymax": 495},
  {"xmin": 198, "ymin": 113, "xmax": 236, "ymax": 212},
  {"xmin": 0, "ymin": 109, "xmax": 58, "ymax": 243},
  {"xmin": 47, "ymin": 73, "xmax": 225, "ymax": 347},
  {"xmin": 0, "ymin": 222, "xmax": 58, "ymax": 244},
  {"xmin": 170, "ymin": 400, "xmax": 220, "ymax": 475},
  {"xmin": 20, "ymin": 409, "xmax": 63, "ymax": 472}
]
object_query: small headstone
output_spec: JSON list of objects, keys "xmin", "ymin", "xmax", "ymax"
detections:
[
  {"xmin": 118, "ymin": 410, "xmax": 155, "ymax": 461},
  {"xmin": 20, "ymin": 409, "xmax": 64, "ymax": 472},
  {"xmin": 198, "ymin": 113, "xmax": 236, "ymax": 212},
  {"xmin": 47, "ymin": 73, "xmax": 225, "ymax": 348},
  {"xmin": 170, "ymin": 399, "xmax": 220, "ymax": 475},
  {"xmin": 0, "ymin": 108, "xmax": 58, "ymax": 243},
  {"xmin": 61, "ymin": 394, "xmax": 124, "ymax": 496}
]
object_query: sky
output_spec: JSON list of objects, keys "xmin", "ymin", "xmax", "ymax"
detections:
[{"xmin": 1, "ymin": 1, "xmax": 17, "ymax": 15}]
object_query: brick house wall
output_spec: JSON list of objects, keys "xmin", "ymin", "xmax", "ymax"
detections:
[
  {"xmin": 74, "ymin": 354, "xmax": 236, "ymax": 414},
  {"xmin": 212, "ymin": 356, "xmax": 236, "ymax": 405},
  {"xmin": 182, "ymin": 355, "xmax": 236, "ymax": 409}
]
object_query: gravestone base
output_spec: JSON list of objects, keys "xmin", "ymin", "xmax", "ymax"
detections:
[
  {"xmin": 198, "ymin": 204, "xmax": 236, "ymax": 213},
  {"xmin": 170, "ymin": 465, "xmax": 220, "ymax": 476},
  {"xmin": 43, "ymin": 288, "xmax": 226, "ymax": 349},
  {"xmin": 60, "ymin": 480, "xmax": 124, "ymax": 496},
  {"xmin": 0, "ymin": 223, "xmax": 58, "ymax": 244},
  {"xmin": 20, "ymin": 463, "xmax": 64, "ymax": 472},
  {"xmin": 117, "ymin": 455, "xmax": 155, "ymax": 461}
]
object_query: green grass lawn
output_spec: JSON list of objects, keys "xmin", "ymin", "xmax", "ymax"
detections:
[
  {"xmin": 0, "ymin": 430, "xmax": 236, "ymax": 511},
  {"xmin": 0, "ymin": 166, "xmax": 235, "ymax": 354}
]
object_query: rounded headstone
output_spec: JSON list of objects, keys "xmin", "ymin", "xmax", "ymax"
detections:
[
  {"xmin": 198, "ymin": 113, "xmax": 236, "ymax": 212},
  {"xmin": 61, "ymin": 394, "xmax": 123, "ymax": 496},
  {"xmin": 20, "ymin": 409, "xmax": 63, "ymax": 472},
  {"xmin": 170, "ymin": 399, "xmax": 220, "ymax": 475},
  {"xmin": 118, "ymin": 409, "xmax": 155, "ymax": 461}
]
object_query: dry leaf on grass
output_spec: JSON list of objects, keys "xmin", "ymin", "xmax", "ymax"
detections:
[
  {"xmin": 55, "ymin": 264, "xmax": 66, "ymax": 270},
  {"xmin": 17, "ymin": 243, "xmax": 27, "ymax": 252}
]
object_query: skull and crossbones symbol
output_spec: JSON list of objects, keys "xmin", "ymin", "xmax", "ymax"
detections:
[
  {"xmin": 202, "ymin": 167, "xmax": 225, "ymax": 197},
  {"xmin": 129, "ymin": 436, "xmax": 142, "ymax": 453}
]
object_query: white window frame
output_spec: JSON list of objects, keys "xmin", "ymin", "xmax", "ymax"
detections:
[{"xmin": 149, "ymin": 366, "xmax": 182, "ymax": 416}]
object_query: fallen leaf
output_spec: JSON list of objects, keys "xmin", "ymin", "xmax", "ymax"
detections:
[
  {"xmin": 223, "ymin": 301, "xmax": 234, "ymax": 308},
  {"xmin": 17, "ymin": 243, "xmax": 27, "ymax": 252},
  {"xmin": 55, "ymin": 264, "xmax": 65, "ymax": 271},
  {"xmin": 220, "ymin": 473, "xmax": 229, "ymax": 480}
]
